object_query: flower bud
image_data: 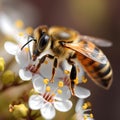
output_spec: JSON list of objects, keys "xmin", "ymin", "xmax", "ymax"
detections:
[
  {"xmin": 0, "ymin": 57, "xmax": 5, "ymax": 72},
  {"xmin": 12, "ymin": 104, "xmax": 28, "ymax": 118},
  {"xmin": 1, "ymin": 70, "xmax": 15, "ymax": 85}
]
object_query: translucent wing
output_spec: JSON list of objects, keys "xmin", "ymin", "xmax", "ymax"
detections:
[
  {"xmin": 63, "ymin": 40, "xmax": 108, "ymax": 64},
  {"xmin": 80, "ymin": 35, "xmax": 112, "ymax": 47}
]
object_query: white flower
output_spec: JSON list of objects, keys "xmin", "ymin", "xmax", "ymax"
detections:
[
  {"xmin": 29, "ymin": 75, "xmax": 72, "ymax": 119},
  {"xmin": 4, "ymin": 39, "xmax": 38, "ymax": 81},
  {"xmin": 75, "ymin": 99, "xmax": 94, "ymax": 120}
]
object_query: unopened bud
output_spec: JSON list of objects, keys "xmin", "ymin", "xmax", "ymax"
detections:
[
  {"xmin": 0, "ymin": 57, "xmax": 5, "ymax": 72},
  {"xmin": 12, "ymin": 104, "xmax": 28, "ymax": 118},
  {"xmin": 1, "ymin": 70, "xmax": 15, "ymax": 85}
]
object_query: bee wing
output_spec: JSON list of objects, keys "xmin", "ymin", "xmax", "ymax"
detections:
[
  {"xmin": 80, "ymin": 35, "xmax": 112, "ymax": 47},
  {"xmin": 64, "ymin": 40, "xmax": 108, "ymax": 64}
]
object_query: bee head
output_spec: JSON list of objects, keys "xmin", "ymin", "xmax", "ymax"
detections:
[{"xmin": 32, "ymin": 25, "xmax": 51, "ymax": 61}]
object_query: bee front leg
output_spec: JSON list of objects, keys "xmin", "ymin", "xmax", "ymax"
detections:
[{"xmin": 67, "ymin": 58, "xmax": 77, "ymax": 96}]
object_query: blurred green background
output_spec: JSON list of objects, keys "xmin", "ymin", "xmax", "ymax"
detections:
[{"xmin": 0, "ymin": 0, "xmax": 120, "ymax": 120}]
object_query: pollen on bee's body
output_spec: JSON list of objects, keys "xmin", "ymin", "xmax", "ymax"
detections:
[
  {"xmin": 58, "ymin": 81, "xmax": 64, "ymax": 87},
  {"xmin": 43, "ymin": 78, "xmax": 49, "ymax": 84},
  {"xmin": 15, "ymin": 20, "xmax": 24, "ymax": 29}
]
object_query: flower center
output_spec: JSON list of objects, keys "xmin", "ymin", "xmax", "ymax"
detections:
[{"xmin": 43, "ymin": 92, "xmax": 54, "ymax": 103}]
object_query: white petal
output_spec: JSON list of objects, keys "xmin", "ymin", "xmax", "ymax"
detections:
[
  {"xmin": 29, "ymin": 95, "xmax": 44, "ymax": 110},
  {"xmin": 75, "ymin": 86, "xmax": 91, "ymax": 99},
  {"xmin": 55, "ymin": 86, "xmax": 71, "ymax": 100},
  {"xmin": 15, "ymin": 50, "xmax": 30, "ymax": 67},
  {"xmin": 40, "ymin": 58, "xmax": 53, "ymax": 79},
  {"xmin": 60, "ymin": 60, "xmax": 72, "ymax": 74},
  {"xmin": 4, "ymin": 42, "xmax": 18, "ymax": 55},
  {"xmin": 41, "ymin": 102, "xmax": 56, "ymax": 120},
  {"xmin": 54, "ymin": 100, "xmax": 72, "ymax": 112},
  {"xmin": 32, "ymin": 75, "xmax": 46, "ymax": 94},
  {"xmin": 75, "ymin": 99, "xmax": 84, "ymax": 113},
  {"xmin": 19, "ymin": 69, "xmax": 32, "ymax": 80}
]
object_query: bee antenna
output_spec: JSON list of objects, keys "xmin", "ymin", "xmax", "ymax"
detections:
[{"xmin": 21, "ymin": 38, "xmax": 36, "ymax": 50}]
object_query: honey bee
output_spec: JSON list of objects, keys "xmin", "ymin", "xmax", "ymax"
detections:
[{"xmin": 21, "ymin": 25, "xmax": 113, "ymax": 94}]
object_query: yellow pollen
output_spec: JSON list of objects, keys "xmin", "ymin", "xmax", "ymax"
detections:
[
  {"xmin": 82, "ymin": 103, "xmax": 88, "ymax": 110},
  {"xmin": 58, "ymin": 81, "xmax": 64, "ymax": 87},
  {"xmin": 82, "ymin": 76, "xmax": 88, "ymax": 83},
  {"xmin": 64, "ymin": 70, "xmax": 70, "ymax": 75},
  {"xmin": 15, "ymin": 20, "xmax": 24, "ymax": 29},
  {"xmin": 83, "ymin": 115, "xmax": 88, "ymax": 120},
  {"xmin": 86, "ymin": 101, "xmax": 92, "ymax": 107},
  {"xmin": 25, "ymin": 27, "xmax": 33, "ymax": 35},
  {"xmin": 90, "ymin": 113, "xmax": 94, "ymax": 118},
  {"xmin": 43, "ymin": 78, "xmax": 49, "ymax": 84},
  {"xmin": 74, "ymin": 77, "xmax": 79, "ymax": 85},
  {"xmin": 44, "ymin": 60, "xmax": 48, "ymax": 64},
  {"xmin": 24, "ymin": 47, "xmax": 29, "ymax": 53},
  {"xmin": 46, "ymin": 86, "xmax": 51, "ymax": 92},
  {"xmin": 18, "ymin": 32, "xmax": 24, "ymax": 36},
  {"xmin": 57, "ymin": 89, "xmax": 62, "ymax": 94}
]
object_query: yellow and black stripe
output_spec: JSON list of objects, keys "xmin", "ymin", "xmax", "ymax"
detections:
[{"xmin": 77, "ymin": 51, "xmax": 113, "ymax": 89}]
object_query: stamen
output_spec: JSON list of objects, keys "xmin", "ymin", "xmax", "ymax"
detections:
[
  {"xmin": 44, "ymin": 60, "xmax": 48, "ymax": 64},
  {"xmin": 82, "ymin": 103, "xmax": 88, "ymax": 110},
  {"xmin": 83, "ymin": 115, "xmax": 88, "ymax": 120},
  {"xmin": 25, "ymin": 27, "xmax": 33, "ymax": 35},
  {"xmin": 82, "ymin": 76, "xmax": 88, "ymax": 83},
  {"xmin": 58, "ymin": 81, "xmax": 64, "ymax": 87},
  {"xmin": 43, "ymin": 78, "xmax": 49, "ymax": 85},
  {"xmin": 24, "ymin": 47, "xmax": 29, "ymax": 53},
  {"xmin": 57, "ymin": 89, "xmax": 62, "ymax": 94},
  {"xmin": 64, "ymin": 70, "xmax": 70, "ymax": 75},
  {"xmin": 90, "ymin": 113, "xmax": 94, "ymax": 118},
  {"xmin": 15, "ymin": 20, "xmax": 24, "ymax": 29},
  {"xmin": 18, "ymin": 32, "xmax": 24, "ymax": 36},
  {"xmin": 46, "ymin": 86, "xmax": 51, "ymax": 92},
  {"xmin": 86, "ymin": 101, "xmax": 92, "ymax": 107}
]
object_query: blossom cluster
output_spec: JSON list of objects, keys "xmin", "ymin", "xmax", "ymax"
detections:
[{"xmin": 2, "ymin": 17, "xmax": 94, "ymax": 120}]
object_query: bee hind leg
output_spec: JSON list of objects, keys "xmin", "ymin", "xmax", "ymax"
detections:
[{"xmin": 67, "ymin": 58, "xmax": 77, "ymax": 96}]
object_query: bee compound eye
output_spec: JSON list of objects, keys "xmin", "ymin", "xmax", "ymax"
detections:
[{"xmin": 38, "ymin": 34, "xmax": 50, "ymax": 50}]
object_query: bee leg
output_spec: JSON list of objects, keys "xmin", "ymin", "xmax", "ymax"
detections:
[
  {"xmin": 50, "ymin": 57, "xmax": 58, "ymax": 83},
  {"xmin": 67, "ymin": 59, "xmax": 77, "ymax": 96},
  {"xmin": 32, "ymin": 54, "xmax": 54, "ymax": 73}
]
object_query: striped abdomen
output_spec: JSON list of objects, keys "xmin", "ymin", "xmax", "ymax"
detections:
[{"xmin": 77, "ymin": 53, "xmax": 113, "ymax": 89}]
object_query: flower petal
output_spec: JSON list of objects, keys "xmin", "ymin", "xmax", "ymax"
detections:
[
  {"xmin": 15, "ymin": 50, "xmax": 30, "ymax": 67},
  {"xmin": 19, "ymin": 69, "xmax": 32, "ymax": 80},
  {"xmin": 29, "ymin": 95, "xmax": 44, "ymax": 110},
  {"xmin": 41, "ymin": 102, "xmax": 56, "ymax": 120},
  {"xmin": 75, "ymin": 86, "xmax": 91, "ymax": 99},
  {"xmin": 54, "ymin": 100, "xmax": 72, "ymax": 112},
  {"xmin": 32, "ymin": 75, "xmax": 46, "ymax": 94},
  {"xmin": 4, "ymin": 42, "xmax": 18, "ymax": 55},
  {"xmin": 55, "ymin": 86, "xmax": 71, "ymax": 100},
  {"xmin": 75, "ymin": 99, "xmax": 84, "ymax": 113}
]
